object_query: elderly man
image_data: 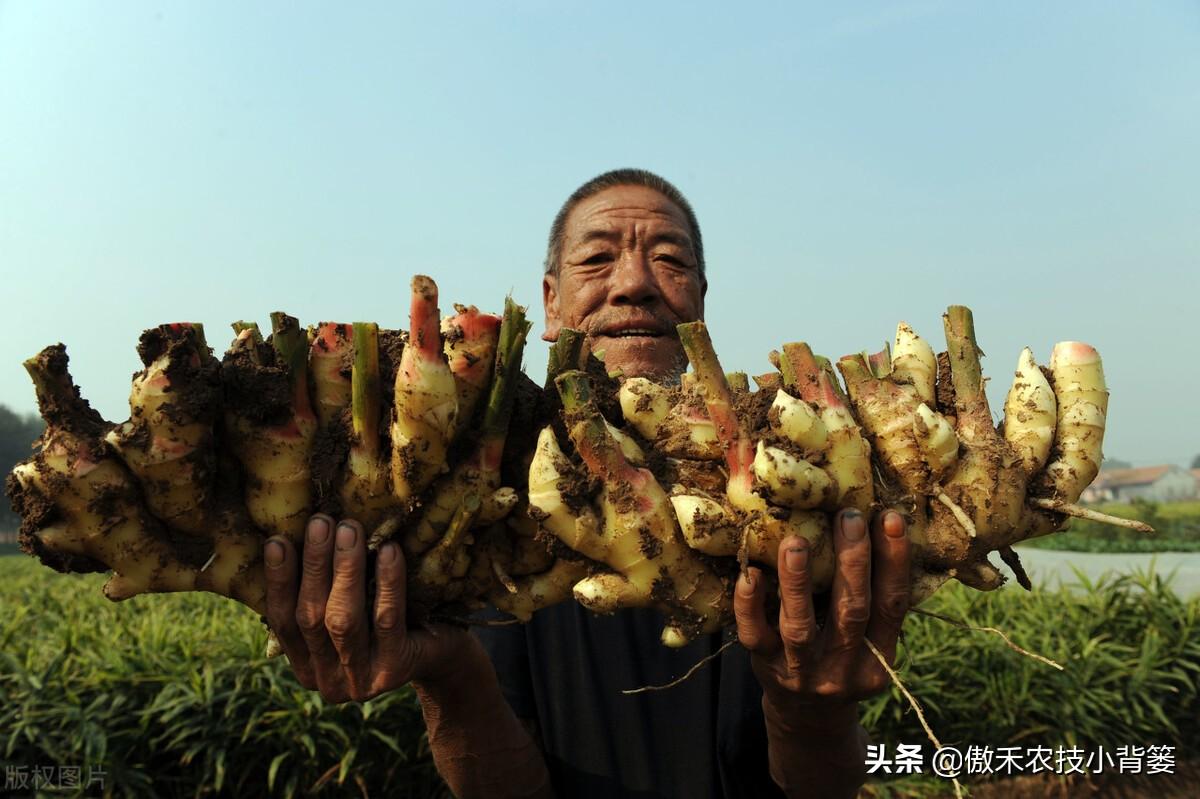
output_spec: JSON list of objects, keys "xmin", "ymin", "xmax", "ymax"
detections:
[{"xmin": 262, "ymin": 169, "xmax": 911, "ymax": 798}]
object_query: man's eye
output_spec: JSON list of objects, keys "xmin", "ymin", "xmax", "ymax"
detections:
[
  {"xmin": 655, "ymin": 254, "xmax": 692, "ymax": 269},
  {"xmin": 580, "ymin": 253, "xmax": 613, "ymax": 266}
]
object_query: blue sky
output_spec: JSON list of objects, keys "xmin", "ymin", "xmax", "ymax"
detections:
[{"xmin": 1, "ymin": 2, "xmax": 1197, "ymax": 466}]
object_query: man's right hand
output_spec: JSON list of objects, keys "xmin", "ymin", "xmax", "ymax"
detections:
[{"xmin": 263, "ymin": 513, "xmax": 476, "ymax": 703}]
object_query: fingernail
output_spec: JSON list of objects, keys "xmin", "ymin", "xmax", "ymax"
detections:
[
  {"xmin": 738, "ymin": 572, "xmax": 756, "ymax": 596},
  {"xmin": 841, "ymin": 510, "xmax": 866, "ymax": 541},
  {"xmin": 264, "ymin": 540, "xmax": 284, "ymax": 568},
  {"xmin": 308, "ymin": 517, "xmax": 330, "ymax": 545},
  {"xmin": 379, "ymin": 542, "xmax": 397, "ymax": 565},
  {"xmin": 336, "ymin": 523, "xmax": 357, "ymax": 550},
  {"xmin": 884, "ymin": 511, "xmax": 906, "ymax": 539},
  {"xmin": 785, "ymin": 547, "xmax": 807, "ymax": 572}
]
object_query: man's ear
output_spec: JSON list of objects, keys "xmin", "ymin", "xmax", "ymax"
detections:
[{"xmin": 542, "ymin": 273, "xmax": 562, "ymax": 342}]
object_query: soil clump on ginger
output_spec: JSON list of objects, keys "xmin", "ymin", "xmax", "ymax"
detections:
[
  {"xmin": 500, "ymin": 371, "xmax": 550, "ymax": 490},
  {"xmin": 221, "ymin": 347, "xmax": 291, "ymax": 426},
  {"xmin": 310, "ymin": 414, "xmax": 352, "ymax": 515},
  {"xmin": 135, "ymin": 328, "xmax": 221, "ymax": 427},
  {"xmin": 733, "ymin": 382, "xmax": 775, "ymax": 438},
  {"xmin": 377, "ymin": 329, "xmax": 406, "ymax": 412},
  {"xmin": 30, "ymin": 346, "xmax": 107, "ymax": 438}
]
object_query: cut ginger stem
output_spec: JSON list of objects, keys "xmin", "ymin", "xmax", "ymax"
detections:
[{"xmin": 339, "ymin": 322, "xmax": 393, "ymax": 532}]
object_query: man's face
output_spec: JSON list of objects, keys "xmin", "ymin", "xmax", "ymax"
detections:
[{"xmin": 543, "ymin": 184, "xmax": 707, "ymax": 381}]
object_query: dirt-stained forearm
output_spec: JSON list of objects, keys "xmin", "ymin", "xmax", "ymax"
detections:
[
  {"xmin": 414, "ymin": 637, "xmax": 554, "ymax": 799},
  {"xmin": 762, "ymin": 696, "xmax": 869, "ymax": 799}
]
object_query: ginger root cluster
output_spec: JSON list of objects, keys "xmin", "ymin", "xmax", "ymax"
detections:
[{"xmin": 6, "ymin": 277, "xmax": 1115, "ymax": 647}]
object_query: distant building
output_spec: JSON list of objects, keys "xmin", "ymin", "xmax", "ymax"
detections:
[{"xmin": 1081, "ymin": 465, "xmax": 1198, "ymax": 503}]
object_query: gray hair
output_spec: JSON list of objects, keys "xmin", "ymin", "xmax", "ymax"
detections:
[{"xmin": 543, "ymin": 168, "xmax": 705, "ymax": 276}]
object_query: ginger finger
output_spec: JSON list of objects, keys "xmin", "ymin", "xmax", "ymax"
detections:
[
  {"xmin": 913, "ymin": 403, "xmax": 959, "ymax": 481},
  {"xmin": 399, "ymin": 298, "xmax": 530, "ymax": 562},
  {"xmin": 838, "ymin": 349, "xmax": 928, "ymax": 496},
  {"xmin": 752, "ymin": 442, "xmax": 832, "ymax": 509},
  {"xmin": 669, "ymin": 493, "xmax": 740, "ymax": 557},
  {"xmin": 105, "ymin": 323, "xmax": 220, "ymax": 535},
  {"xmin": 309, "ymin": 322, "xmax": 354, "ymax": 427},
  {"xmin": 489, "ymin": 558, "xmax": 588, "ymax": 621},
  {"xmin": 526, "ymin": 426, "xmax": 606, "ymax": 560},
  {"xmin": 780, "ymin": 343, "xmax": 874, "ymax": 512},
  {"xmin": 767, "ymin": 389, "xmax": 827, "ymax": 453},
  {"xmin": 618, "ymin": 377, "xmax": 723, "ymax": 460},
  {"xmin": 392, "ymin": 275, "xmax": 458, "ymax": 501},
  {"xmin": 442, "ymin": 305, "xmax": 502, "ymax": 440},
  {"xmin": 223, "ymin": 314, "xmax": 318, "ymax": 544},
  {"xmin": 892, "ymin": 322, "xmax": 937, "ymax": 406},
  {"xmin": 1002, "ymin": 347, "xmax": 1057, "ymax": 476},
  {"xmin": 1036, "ymin": 342, "xmax": 1108, "ymax": 502},
  {"xmin": 8, "ymin": 346, "xmax": 265, "ymax": 613}
]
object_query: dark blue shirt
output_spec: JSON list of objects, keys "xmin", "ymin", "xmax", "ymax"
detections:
[{"xmin": 475, "ymin": 602, "xmax": 786, "ymax": 799}]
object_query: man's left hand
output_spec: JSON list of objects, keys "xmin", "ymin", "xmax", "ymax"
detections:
[{"xmin": 734, "ymin": 509, "xmax": 910, "ymax": 719}]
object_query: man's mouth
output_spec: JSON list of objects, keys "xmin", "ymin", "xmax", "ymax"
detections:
[
  {"xmin": 586, "ymin": 322, "xmax": 688, "ymax": 378},
  {"xmin": 604, "ymin": 328, "xmax": 664, "ymax": 338},
  {"xmin": 595, "ymin": 319, "xmax": 676, "ymax": 339}
]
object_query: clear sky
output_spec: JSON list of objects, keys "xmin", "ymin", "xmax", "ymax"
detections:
[{"xmin": 1, "ymin": 2, "xmax": 1197, "ymax": 467}]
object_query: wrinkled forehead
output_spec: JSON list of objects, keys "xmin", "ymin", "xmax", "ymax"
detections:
[{"xmin": 563, "ymin": 185, "xmax": 693, "ymax": 245}]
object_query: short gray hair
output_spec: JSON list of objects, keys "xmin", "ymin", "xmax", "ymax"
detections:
[{"xmin": 543, "ymin": 168, "xmax": 705, "ymax": 276}]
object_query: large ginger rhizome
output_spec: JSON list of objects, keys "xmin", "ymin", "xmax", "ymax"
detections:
[
  {"xmin": 5, "ymin": 276, "xmax": 537, "ymax": 627},
  {"xmin": 7, "ymin": 291, "xmax": 1138, "ymax": 650},
  {"xmin": 525, "ymin": 306, "xmax": 1124, "ymax": 645}
]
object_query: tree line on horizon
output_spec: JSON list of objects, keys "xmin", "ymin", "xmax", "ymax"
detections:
[{"xmin": 1, "ymin": 403, "xmax": 44, "ymax": 530}]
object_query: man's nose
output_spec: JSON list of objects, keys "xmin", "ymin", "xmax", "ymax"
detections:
[{"xmin": 608, "ymin": 251, "xmax": 661, "ymax": 307}]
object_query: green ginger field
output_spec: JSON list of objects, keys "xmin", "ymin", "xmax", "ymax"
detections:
[{"xmin": 1, "ymin": 553, "xmax": 1197, "ymax": 798}]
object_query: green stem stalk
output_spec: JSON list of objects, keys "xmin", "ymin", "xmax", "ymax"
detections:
[
  {"xmin": 942, "ymin": 305, "xmax": 985, "ymax": 407},
  {"xmin": 836, "ymin": 354, "xmax": 873, "ymax": 393},
  {"xmin": 556, "ymin": 369, "xmax": 593, "ymax": 414},
  {"xmin": 352, "ymin": 322, "xmax": 381, "ymax": 459},
  {"xmin": 231, "ymin": 321, "xmax": 263, "ymax": 344},
  {"xmin": 547, "ymin": 328, "xmax": 585, "ymax": 382},
  {"xmin": 270, "ymin": 312, "xmax": 312, "ymax": 417},
  {"xmin": 481, "ymin": 298, "xmax": 531, "ymax": 438},
  {"xmin": 189, "ymin": 323, "xmax": 209, "ymax": 354},
  {"xmin": 779, "ymin": 342, "xmax": 821, "ymax": 403},
  {"xmin": 230, "ymin": 322, "xmax": 264, "ymax": 365},
  {"xmin": 440, "ymin": 493, "xmax": 482, "ymax": 555},
  {"xmin": 753, "ymin": 372, "xmax": 780, "ymax": 391},
  {"xmin": 556, "ymin": 370, "xmax": 629, "ymax": 481},
  {"xmin": 817, "ymin": 355, "xmax": 850, "ymax": 406},
  {"xmin": 865, "ymin": 345, "xmax": 892, "ymax": 378},
  {"xmin": 180, "ymin": 323, "xmax": 212, "ymax": 364}
]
